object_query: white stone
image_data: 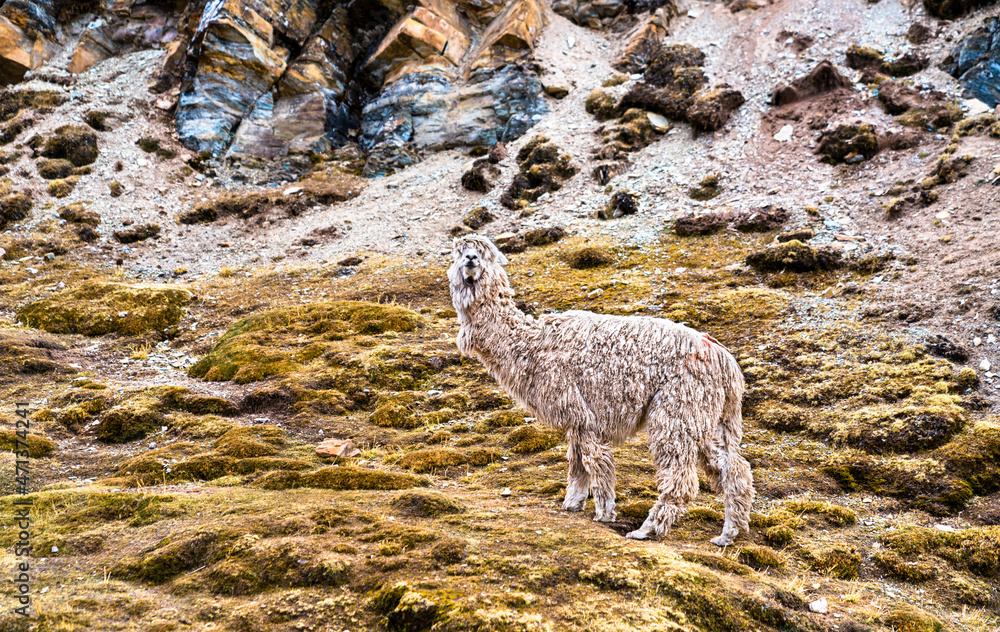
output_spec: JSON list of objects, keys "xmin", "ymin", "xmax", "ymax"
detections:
[
  {"xmin": 809, "ymin": 598, "xmax": 828, "ymax": 614},
  {"xmin": 964, "ymin": 98, "xmax": 991, "ymax": 117},
  {"xmin": 588, "ymin": 288, "xmax": 603, "ymax": 298},
  {"xmin": 774, "ymin": 125, "xmax": 794, "ymax": 142},
  {"xmin": 283, "ymin": 186, "xmax": 302, "ymax": 196},
  {"xmin": 647, "ymin": 112, "xmax": 670, "ymax": 133},
  {"xmin": 974, "ymin": 337, "xmax": 983, "ymax": 346},
  {"xmin": 933, "ymin": 524, "xmax": 956, "ymax": 532},
  {"xmin": 981, "ymin": 359, "xmax": 992, "ymax": 372},
  {"xmin": 500, "ymin": 488, "xmax": 512, "ymax": 497}
]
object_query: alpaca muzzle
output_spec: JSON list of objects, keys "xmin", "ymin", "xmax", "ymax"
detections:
[{"xmin": 463, "ymin": 262, "xmax": 479, "ymax": 286}]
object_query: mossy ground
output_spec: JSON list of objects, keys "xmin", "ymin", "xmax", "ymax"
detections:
[{"xmin": 0, "ymin": 228, "xmax": 997, "ymax": 632}]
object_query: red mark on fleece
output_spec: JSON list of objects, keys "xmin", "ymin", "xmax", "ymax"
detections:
[{"xmin": 702, "ymin": 334, "xmax": 731, "ymax": 353}]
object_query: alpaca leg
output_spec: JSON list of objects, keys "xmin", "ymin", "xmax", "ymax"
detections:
[
  {"xmin": 580, "ymin": 438, "xmax": 617, "ymax": 522},
  {"xmin": 562, "ymin": 439, "xmax": 590, "ymax": 512},
  {"xmin": 627, "ymin": 440, "xmax": 699, "ymax": 540},
  {"xmin": 710, "ymin": 449, "xmax": 754, "ymax": 547}
]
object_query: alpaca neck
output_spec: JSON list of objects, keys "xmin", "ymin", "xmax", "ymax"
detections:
[{"xmin": 456, "ymin": 275, "xmax": 538, "ymax": 364}]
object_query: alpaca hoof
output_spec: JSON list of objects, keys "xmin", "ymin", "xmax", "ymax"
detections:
[
  {"xmin": 625, "ymin": 530, "xmax": 648, "ymax": 540},
  {"xmin": 593, "ymin": 511, "xmax": 617, "ymax": 523},
  {"xmin": 562, "ymin": 502, "xmax": 584, "ymax": 513},
  {"xmin": 710, "ymin": 535, "xmax": 734, "ymax": 547}
]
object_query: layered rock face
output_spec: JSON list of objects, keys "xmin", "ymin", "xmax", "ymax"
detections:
[
  {"xmin": 175, "ymin": 0, "xmax": 320, "ymax": 155},
  {"xmin": 2, "ymin": 0, "xmax": 550, "ymax": 171},
  {"xmin": 169, "ymin": 0, "xmax": 549, "ymax": 166},
  {"xmin": 357, "ymin": 0, "xmax": 549, "ymax": 174}
]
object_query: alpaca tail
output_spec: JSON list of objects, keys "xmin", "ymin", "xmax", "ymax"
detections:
[
  {"xmin": 706, "ymin": 337, "xmax": 754, "ymax": 534},
  {"xmin": 716, "ymin": 343, "xmax": 746, "ymax": 451}
]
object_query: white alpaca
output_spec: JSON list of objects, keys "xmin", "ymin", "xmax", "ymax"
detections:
[{"xmin": 448, "ymin": 235, "xmax": 753, "ymax": 545}]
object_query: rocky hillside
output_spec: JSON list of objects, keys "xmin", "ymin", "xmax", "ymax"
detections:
[{"xmin": 1, "ymin": 0, "xmax": 1000, "ymax": 630}]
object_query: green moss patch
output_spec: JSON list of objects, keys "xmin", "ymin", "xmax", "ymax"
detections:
[
  {"xmin": 399, "ymin": 449, "xmax": 468, "ymax": 473},
  {"xmin": 41, "ymin": 125, "xmax": 99, "ymax": 167},
  {"xmin": 97, "ymin": 400, "xmax": 164, "ymax": 443},
  {"xmin": 254, "ymin": 466, "xmax": 428, "ymax": 491},
  {"xmin": 390, "ymin": 491, "xmax": 464, "ymax": 518},
  {"xmin": 809, "ymin": 547, "xmax": 861, "ymax": 580},
  {"xmin": 872, "ymin": 550, "xmax": 938, "ymax": 582},
  {"xmin": 213, "ymin": 426, "xmax": 284, "ymax": 458},
  {"xmin": 0, "ymin": 429, "xmax": 54, "ymax": 457},
  {"xmin": 507, "ymin": 426, "xmax": 561, "ymax": 454},
  {"xmin": 737, "ymin": 545, "xmax": 785, "ymax": 569},
  {"xmin": 565, "ymin": 246, "xmax": 614, "ymax": 269},
  {"xmin": 0, "ymin": 192, "xmax": 32, "ymax": 230},
  {"xmin": 57, "ymin": 202, "xmax": 99, "ymax": 226},
  {"xmin": 886, "ymin": 606, "xmax": 944, "ymax": 632},
  {"xmin": 499, "ymin": 136, "xmax": 578, "ymax": 210},
  {"xmin": 746, "ymin": 240, "xmax": 841, "ymax": 273},
  {"xmin": 0, "ymin": 332, "xmax": 64, "ymax": 376},
  {"xmin": 17, "ymin": 281, "xmax": 192, "ymax": 336},
  {"xmin": 881, "ymin": 525, "xmax": 1000, "ymax": 580},
  {"xmin": 188, "ymin": 301, "xmax": 420, "ymax": 384},
  {"xmin": 65, "ymin": 493, "xmax": 179, "ymax": 527},
  {"xmin": 817, "ymin": 124, "xmax": 879, "ymax": 164},
  {"xmin": 484, "ymin": 410, "xmax": 526, "ymax": 428}
]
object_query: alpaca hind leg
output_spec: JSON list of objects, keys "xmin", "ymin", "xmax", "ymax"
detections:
[
  {"xmin": 580, "ymin": 438, "xmax": 617, "ymax": 522},
  {"xmin": 710, "ymin": 449, "xmax": 754, "ymax": 547},
  {"xmin": 627, "ymin": 440, "xmax": 699, "ymax": 540},
  {"xmin": 562, "ymin": 439, "xmax": 590, "ymax": 512}
]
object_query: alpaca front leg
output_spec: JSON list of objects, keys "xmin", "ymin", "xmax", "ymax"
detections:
[
  {"xmin": 582, "ymin": 440, "xmax": 617, "ymax": 522},
  {"xmin": 562, "ymin": 440, "xmax": 590, "ymax": 512}
]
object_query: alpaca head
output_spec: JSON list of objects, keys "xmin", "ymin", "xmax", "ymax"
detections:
[{"xmin": 448, "ymin": 235, "xmax": 510, "ymax": 312}]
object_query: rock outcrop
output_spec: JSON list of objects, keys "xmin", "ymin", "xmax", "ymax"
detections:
[
  {"xmin": 163, "ymin": 0, "xmax": 550, "ymax": 168},
  {"xmin": 228, "ymin": 6, "xmax": 357, "ymax": 158},
  {"xmin": 923, "ymin": 0, "xmax": 997, "ymax": 20},
  {"xmin": 175, "ymin": 0, "xmax": 321, "ymax": 155},
  {"xmin": 0, "ymin": 0, "xmax": 60, "ymax": 84},
  {"xmin": 943, "ymin": 16, "xmax": 1000, "ymax": 108},
  {"xmin": 359, "ymin": 0, "xmax": 549, "ymax": 175}
]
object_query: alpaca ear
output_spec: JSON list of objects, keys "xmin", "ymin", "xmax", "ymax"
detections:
[{"xmin": 485, "ymin": 239, "xmax": 507, "ymax": 266}]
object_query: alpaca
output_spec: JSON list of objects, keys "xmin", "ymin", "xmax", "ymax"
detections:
[{"xmin": 448, "ymin": 235, "xmax": 754, "ymax": 545}]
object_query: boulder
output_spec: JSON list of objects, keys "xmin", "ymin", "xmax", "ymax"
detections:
[
  {"xmin": 68, "ymin": 28, "xmax": 120, "ymax": 75},
  {"xmin": 359, "ymin": 0, "xmax": 549, "ymax": 172},
  {"xmin": 0, "ymin": 0, "xmax": 60, "ymax": 85},
  {"xmin": 364, "ymin": 5, "xmax": 471, "ymax": 87},
  {"xmin": 943, "ymin": 16, "xmax": 1000, "ymax": 108},
  {"xmin": 771, "ymin": 60, "xmax": 851, "ymax": 106}
]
